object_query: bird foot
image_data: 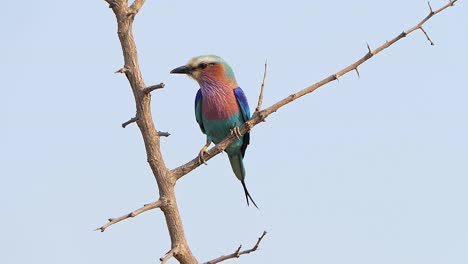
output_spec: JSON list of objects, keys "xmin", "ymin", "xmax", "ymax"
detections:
[
  {"xmin": 198, "ymin": 148, "xmax": 208, "ymax": 165},
  {"xmin": 230, "ymin": 126, "xmax": 242, "ymax": 139}
]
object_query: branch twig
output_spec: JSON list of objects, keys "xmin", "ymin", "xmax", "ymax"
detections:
[
  {"xmin": 171, "ymin": 0, "xmax": 458, "ymax": 180},
  {"xmin": 122, "ymin": 117, "xmax": 138, "ymax": 128},
  {"xmin": 143, "ymin": 83, "xmax": 165, "ymax": 94},
  {"xmin": 203, "ymin": 231, "xmax": 267, "ymax": 264},
  {"xmin": 419, "ymin": 26, "xmax": 434, "ymax": 45},
  {"xmin": 255, "ymin": 61, "xmax": 268, "ymax": 112},
  {"xmin": 115, "ymin": 67, "xmax": 128, "ymax": 74},
  {"xmin": 160, "ymin": 246, "xmax": 179, "ymax": 264},
  {"xmin": 95, "ymin": 200, "xmax": 162, "ymax": 232}
]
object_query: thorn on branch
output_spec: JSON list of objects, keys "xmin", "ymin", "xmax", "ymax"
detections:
[
  {"xmin": 158, "ymin": 131, "xmax": 171, "ymax": 137},
  {"xmin": 419, "ymin": 26, "xmax": 435, "ymax": 45},
  {"xmin": 122, "ymin": 117, "xmax": 138, "ymax": 128},
  {"xmin": 255, "ymin": 60, "xmax": 268, "ymax": 112},
  {"xmin": 235, "ymin": 245, "xmax": 242, "ymax": 257},
  {"xmin": 143, "ymin": 83, "xmax": 165, "ymax": 94},
  {"xmin": 115, "ymin": 67, "xmax": 128, "ymax": 74},
  {"xmin": 428, "ymin": 1, "xmax": 434, "ymax": 14},
  {"xmin": 354, "ymin": 67, "xmax": 361, "ymax": 78},
  {"xmin": 333, "ymin": 74, "xmax": 340, "ymax": 82},
  {"xmin": 366, "ymin": 43, "xmax": 373, "ymax": 56}
]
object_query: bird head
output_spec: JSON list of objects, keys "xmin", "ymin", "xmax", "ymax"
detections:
[{"xmin": 170, "ymin": 55, "xmax": 237, "ymax": 87}]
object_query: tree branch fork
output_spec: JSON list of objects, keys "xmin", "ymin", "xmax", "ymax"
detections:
[{"xmin": 99, "ymin": 0, "xmax": 457, "ymax": 263}]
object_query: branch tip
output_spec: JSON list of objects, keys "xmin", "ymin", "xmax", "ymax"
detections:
[
  {"xmin": 255, "ymin": 61, "xmax": 268, "ymax": 112},
  {"xmin": 203, "ymin": 231, "xmax": 268, "ymax": 264}
]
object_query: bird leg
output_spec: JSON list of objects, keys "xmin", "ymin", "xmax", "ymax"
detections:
[
  {"xmin": 230, "ymin": 126, "xmax": 242, "ymax": 139},
  {"xmin": 198, "ymin": 137, "xmax": 211, "ymax": 165}
]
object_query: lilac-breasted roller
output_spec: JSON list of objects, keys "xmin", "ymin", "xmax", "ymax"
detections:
[{"xmin": 170, "ymin": 55, "xmax": 258, "ymax": 208}]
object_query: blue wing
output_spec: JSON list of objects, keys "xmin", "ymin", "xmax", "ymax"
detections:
[
  {"xmin": 234, "ymin": 87, "xmax": 250, "ymax": 121},
  {"xmin": 194, "ymin": 89, "xmax": 205, "ymax": 134},
  {"xmin": 234, "ymin": 87, "xmax": 250, "ymax": 157}
]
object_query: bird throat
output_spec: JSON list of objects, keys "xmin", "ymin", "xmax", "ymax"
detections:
[{"xmin": 200, "ymin": 80, "xmax": 239, "ymax": 120}]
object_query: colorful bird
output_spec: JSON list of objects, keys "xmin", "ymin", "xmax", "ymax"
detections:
[{"xmin": 170, "ymin": 55, "xmax": 258, "ymax": 208}]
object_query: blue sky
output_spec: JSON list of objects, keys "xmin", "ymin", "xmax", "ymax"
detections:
[{"xmin": 2, "ymin": 1, "xmax": 467, "ymax": 263}]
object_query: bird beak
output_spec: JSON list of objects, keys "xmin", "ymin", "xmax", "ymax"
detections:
[{"xmin": 170, "ymin": 65, "xmax": 191, "ymax": 74}]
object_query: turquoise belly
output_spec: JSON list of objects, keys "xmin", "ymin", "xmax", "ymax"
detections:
[{"xmin": 203, "ymin": 113, "xmax": 244, "ymax": 154}]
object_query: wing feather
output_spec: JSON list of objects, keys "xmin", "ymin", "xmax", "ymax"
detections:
[
  {"xmin": 234, "ymin": 87, "xmax": 250, "ymax": 157},
  {"xmin": 195, "ymin": 89, "xmax": 205, "ymax": 134}
]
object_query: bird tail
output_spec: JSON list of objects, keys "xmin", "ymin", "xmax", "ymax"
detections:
[{"xmin": 228, "ymin": 154, "xmax": 259, "ymax": 209}]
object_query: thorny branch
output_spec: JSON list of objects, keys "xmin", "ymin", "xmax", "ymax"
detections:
[
  {"xmin": 171, "ymin": 0, "xmax": 458, "ymax": 180},
  {"xmin": 203, "ymin": 231, "xmax": 268, "ymax": 264},
  {"xmin": 102, "ymin": 0, "xmax": 198, "ymax": 263},
  {"xmin": 99, "ymin": 0, "xmax": 458, "ymax": 263}
]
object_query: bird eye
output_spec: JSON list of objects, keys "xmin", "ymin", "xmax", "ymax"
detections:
[{"xmin": 199, "ymin": 63, "xmax": 208, "ymax": 69}]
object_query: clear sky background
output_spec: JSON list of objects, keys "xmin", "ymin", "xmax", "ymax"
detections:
[{"xmin": 2, "ymin": 1, "xmax": 467, "ymax": 263}]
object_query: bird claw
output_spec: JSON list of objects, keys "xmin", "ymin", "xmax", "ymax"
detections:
[
  {"xmin": 198, "ymin": 148, "xmax": 208, "ymax": 165},
  {"xmin": 230, "ymin": 126, "xmax": 242, "ymax": 139}
]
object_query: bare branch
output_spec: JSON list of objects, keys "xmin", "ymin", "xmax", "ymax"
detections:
[
  {"xmin": 143, "ymin": 83, "xmax": 165, "ymax": 94},
  {"xmin": 171, "ymin": 1, "xmax": 458, "ymax": 180},
  {"xmin": 95, "ymin": 200, "xmax": 162, "ymax": 232},
  {"xmin": 255, "ymin": 61, "xmax": 268, "ymax": 112},
  {"xmin": 122, "ymin": 117, "xmax": 138, "ymax": 128},
  {"xmin": 203, "ymin": 231, "xmax": 267, "ymax": 264},
  {"xmin": 160, "ymin": 246, "xmax": 179, "ymax": 264},
  {"xmin": 104, "ymin": 1, "xmax": 198, "ymax": 262}
]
